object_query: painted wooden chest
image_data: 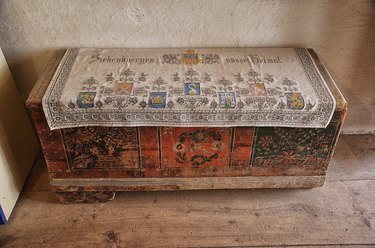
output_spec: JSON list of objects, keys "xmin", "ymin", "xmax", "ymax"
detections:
[{"xmin": 26, "ymin": 48, "xmax": 346, "ymax": 203}]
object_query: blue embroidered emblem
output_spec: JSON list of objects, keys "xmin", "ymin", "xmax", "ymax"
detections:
[
  {"xmin": 184, "ymin": 82, "xmax": 201, "ymax": 96},
  {"xmin": 77, "ymin": 92, "xmax": 96, "ymax": 109},
  {"xmin": 219, "ymin": 92, "xmax": 236, "ymax": 109},
  {"xmin": 149, "ymin": 92, "xmax": 167, "ymax": 108}
]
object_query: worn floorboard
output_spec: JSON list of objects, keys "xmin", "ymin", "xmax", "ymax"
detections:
[{"xmin": 0, "ymin": 135, "xmax": 374, "ymax": 247}]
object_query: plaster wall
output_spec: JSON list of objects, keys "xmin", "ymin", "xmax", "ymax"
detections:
[{"xmin": 0, "ymin": 0, "xmax": 374, "ymax": 134}]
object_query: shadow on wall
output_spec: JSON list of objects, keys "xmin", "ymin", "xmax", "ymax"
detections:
[
  {"xmin": 322, "ymin": 1, "xmax": 375, "ymax": 134},
  {"xmin": 4, "ymin": 50, "xmax": 54, "ymax": 100},
  {"xmin": 346, "ymin": 1, "xmax": 375, "ymax": 134},
  {"xmin": 0, "ymin": 68, "xmax": 39, "ymax": 189}
]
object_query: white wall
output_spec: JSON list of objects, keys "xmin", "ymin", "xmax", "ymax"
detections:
[{"xmin": 0, "ymin": 0, "xmax": 374, "ymax": 134}]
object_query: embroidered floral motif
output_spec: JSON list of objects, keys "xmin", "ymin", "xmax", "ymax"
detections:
[
  {"xmin": 133, "ymin": 86, "xmax": 149, "ymax": 97},
  {"xmin": 185, "ymin": 68, "xmax": 199, "ymax": 81},
  {"xmin": 217, "ymin": 77, "xmax": 233, "ymax": 92},
  {"xmin": 81, "ymin": 77, "xmax": 99, "ymax": 91},
  {"xmin": 201, "ymin": 54, "xmax": 220, "ymax": 64},
  {"xmin": 167, "ymin": 100, "xmax": 175, "ymax": 109},
  {"xmin": 175, "ymin": 97, "xmax": 209, "ymax": 110},
  {"xmin": 162, "ymin": 54, "xmax": 180, "ymax": 64},
  {"xmin": 244, "ymin": 97, "xmax": 278, "ymax": 110},
  {"xmin": 139, "ymin": 100, "xmax": 147, "ymax": 109},
  {"xmin": 104, "ymin": 96, "xmax": 138, "ymax": 109},
  {"xmin": 210, "ymin": 100, "xmax": 218, "ymax": 110},
  {"xmin": 68, "ymin": 100, "xmax": 76, "ymax": 110},
  {"xmin": 203, "ymin": 73, "xmax": 212, "ymax": 82}
]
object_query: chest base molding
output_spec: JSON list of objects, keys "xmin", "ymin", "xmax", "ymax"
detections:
[{"xmin": 51, "ymin": 175, "xmax": 325, "ymax": 192}]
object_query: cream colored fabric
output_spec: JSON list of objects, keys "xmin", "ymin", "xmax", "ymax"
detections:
[
  {"xmin": 43, "ymin": 48, "xmax": 335, "ymax": 129},
  {"xmin": 0, "ymin": 48, "xmax": 38, "ymax": 220}
]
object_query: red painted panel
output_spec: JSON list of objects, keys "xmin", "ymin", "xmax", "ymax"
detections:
[
  {"xmin": 231, "ymin": 127, "xmax": 255, "ymax": 167},
  {"xmin": 160, "ymin": 127, "xmax": 232, "ymax": 168},
  {"xmin": 139, "ymin": 127, "xmax": 160, "ymax": 169}
]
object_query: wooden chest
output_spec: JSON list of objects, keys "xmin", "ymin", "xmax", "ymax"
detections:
[{"xmin": 26, "ymin": 49, "xmax": 346, "ymax": 203}]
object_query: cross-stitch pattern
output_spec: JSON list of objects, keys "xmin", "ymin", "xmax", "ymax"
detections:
[{"xmin": 42, "ymin": 48, "xmax": 335, "ymax": 129}]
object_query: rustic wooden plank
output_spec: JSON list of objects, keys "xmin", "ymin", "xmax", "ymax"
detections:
[
  {"xmin": 50, "ymin": 175, "xmax": 326, "ymax": 191},
  {"xmin": 31, "ymin": 110, "xmax": 69, "ymax": 173},
  {"xmin": 0, "ymin": 180, "xmax": 374, "ymax": 247},
  {"xmin": 49, "ymin": 164, "xmax": 327, "ymax": 179}
]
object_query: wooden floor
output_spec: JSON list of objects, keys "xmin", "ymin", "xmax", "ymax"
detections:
[{"xmin": 0, "ymin": 135, "xmax": 374, "ymax": 247}]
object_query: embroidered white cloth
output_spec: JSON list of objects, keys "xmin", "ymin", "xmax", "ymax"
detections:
[{"xmin": 42, "ymin": 48, "xmax": 335, "ymax": 130}]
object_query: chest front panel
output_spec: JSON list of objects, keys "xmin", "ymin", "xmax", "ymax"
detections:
[{"xmin": 62, "ymin": 127, "xmax": 139, "ymax": 169}]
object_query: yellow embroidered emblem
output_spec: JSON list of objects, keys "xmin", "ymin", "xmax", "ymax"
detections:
[
  {"xmin": 286, "ymin": 92, "xmax": 304, "ymax": 110},
  {"xmin": 181, "ymin": 49, "xmax": 199, "ymax": 65}
]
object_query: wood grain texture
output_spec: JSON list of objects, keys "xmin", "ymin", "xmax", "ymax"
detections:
[
  {"xmin": 0, "ymin": 134, "xmax": 374, "ymax": 247},
  {"xmin": 31, "ymin": 109, "xmax": 68, "ymax": 173},
  {"xmin": 138, "ymin": 127, "xmax": 160, "ymax": 169},
  {"xmin": 50, "ymin": 175, "xmax": 325, "ymax": 192},
  {"xmin": 54, "ymin": 191, "xmax": 116, "ymax": 203},
  {"xmin": 231, "ymin": 127, "xmax": 255, "ymax": 167}
]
